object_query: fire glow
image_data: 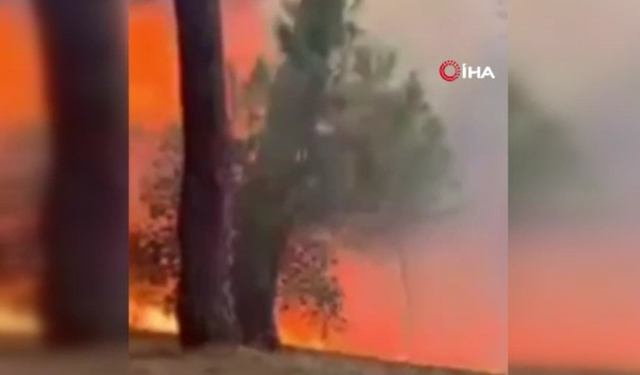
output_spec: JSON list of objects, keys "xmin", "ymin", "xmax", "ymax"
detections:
[{"xmin": 0, "ymin": 1, "xmax": 506, "ymax": 373}]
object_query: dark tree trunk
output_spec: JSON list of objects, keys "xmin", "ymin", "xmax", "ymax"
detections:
[
  {"xmin": 233, "ymin": 54, "xmax": 329, "ymax": 351},
  {"xmin": 34, "ymin": 0, "xmax": 129, "ymax": 345},
  {"xmin": 173, "ymin": 0, "xmax": 239, "ymax": 348},
  {"xmin": 233, "ymin": 189, "xmax": 287, "ymax": 349}
]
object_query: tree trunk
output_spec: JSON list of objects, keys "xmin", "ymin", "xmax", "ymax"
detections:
[
  {"xmin": 233, "ymin": 49, "xmax": 328, "ymax": 352},
  {"xmin": 233, "ymin": 206, "xmax": 286, "ymax": 349},
  {"xmin": 34, "ymin": 0, "xmax": 129, "ymax": 345},
  {"xmin": 173, "ymin": 0, "xmax": 239, "ymax": 348}
]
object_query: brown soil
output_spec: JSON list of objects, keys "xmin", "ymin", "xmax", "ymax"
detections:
[{"xmin": 128, "ymin": 333, "xmax": 497, "ymax": 375}]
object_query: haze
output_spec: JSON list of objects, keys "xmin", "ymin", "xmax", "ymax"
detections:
[
  {"xmin": 509, "ymin": 0, "xmax": 640, "ymax": 370},
  {"xmin": 1, "ymin": 0, "xmax": 639, "ymax": 372}
]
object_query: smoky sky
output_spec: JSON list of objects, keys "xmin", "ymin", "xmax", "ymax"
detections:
[{"xmin": 511, "ymin": 0, "xmax": 640, "ymax": 216}]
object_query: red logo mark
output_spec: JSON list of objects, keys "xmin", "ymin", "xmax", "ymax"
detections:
[{"xmin": 439, "ymin": 60, "xmax": 461, "ymax": 82}]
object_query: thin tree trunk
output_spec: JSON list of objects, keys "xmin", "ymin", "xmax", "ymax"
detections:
[
  {"xmin": 173, "ymin": 0, "xmax": 239, "ymax": 348},
  {"xmin": 34, "ymin": 0, "xmax": 129, "ymax": 345}
]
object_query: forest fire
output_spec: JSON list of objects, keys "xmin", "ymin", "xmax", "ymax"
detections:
[
  {"xmin": 0, "ymin": 280, "xmax": 331, "ymax": 353},
  {"xmin": 127, "ymin": 274, "xmax": 333, "ymax": 353},
  {"xmin": 127, "ymin": 229, "xmax": 340, "ymax": 350},
  {"xmin": 128, "ymin": 299, "xmax": 177, "ymax": 335},
  {"xmin": 0, "ymin": 305, "xmax": 39, "ymax": 336},
  {"xmin": 0, "ymin": 1, "xmax": 507, "ymax": 373},
  {"xmin": 127, "ymin": 296, "xmax": 328, "ymax": 352}
]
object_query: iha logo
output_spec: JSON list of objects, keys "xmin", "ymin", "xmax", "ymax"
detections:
[{"xmin": 439, "ymin": 60, "xmax": 495, "ymax": 81}]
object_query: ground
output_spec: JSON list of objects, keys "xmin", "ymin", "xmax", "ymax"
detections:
[
  {"xmin": 3, "ymin": 334, "xmax": 636, "ymax": 375},
  {"xmin": 129, "ymin": 333, "xmax": 497, "ymax": 375},
  {"xmin": 130, "ymin": 339, "xmax": 639, "ymax": 375},
  {"xmin": 1, "ymin": 332, "xmax": 496, "ymax": 375}
]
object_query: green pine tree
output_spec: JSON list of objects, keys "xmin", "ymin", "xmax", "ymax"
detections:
[{"xmin": 235, "ymin": 0, "xmax": 459, "ymax": 345}]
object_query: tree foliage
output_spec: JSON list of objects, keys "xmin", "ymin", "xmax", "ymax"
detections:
[
  {"xmin": 277, "ymin": 228, "xmax": 346, "ymax": 339},
  {"xmin": 234, "ymin": 0, "xmax": 458, "ymax": 339}
]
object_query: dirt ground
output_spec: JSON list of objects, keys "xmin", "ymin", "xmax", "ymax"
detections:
[
  {"xmin": 4, "ymin": 335, "xmax": 635, "ymax": 375},
  {"xmin": 128, "ymin": 339, "xmax": 639, "ymax": 375},
  {"xmin": 0, "ymin": 334, "xmax": 492, "ymax": 375},
  {"xmin": 129, "ymin": 338, "xmax": 492, "ymax": 375}
]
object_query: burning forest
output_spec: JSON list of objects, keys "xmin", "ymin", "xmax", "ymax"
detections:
[
  {"xmin": 0, "ymin": 0, "xmax": 505, "ymax": 374},
  {"xmin": 128, "ymin": 0, "xmax": 461, "ymax": 354}
]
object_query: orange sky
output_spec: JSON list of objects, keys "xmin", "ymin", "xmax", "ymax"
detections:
[{"xmin": 2, "ymin": 1, "xmax": 640, "ymax": 374}]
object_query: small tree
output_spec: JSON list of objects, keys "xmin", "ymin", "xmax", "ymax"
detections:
[
  {"xmin": 232, "ymin": 0, "xmax": 352, "ymax": 348},
  {"xmin": 234, "ymin": 0, "xmax": 460, "ymax": 351}
]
